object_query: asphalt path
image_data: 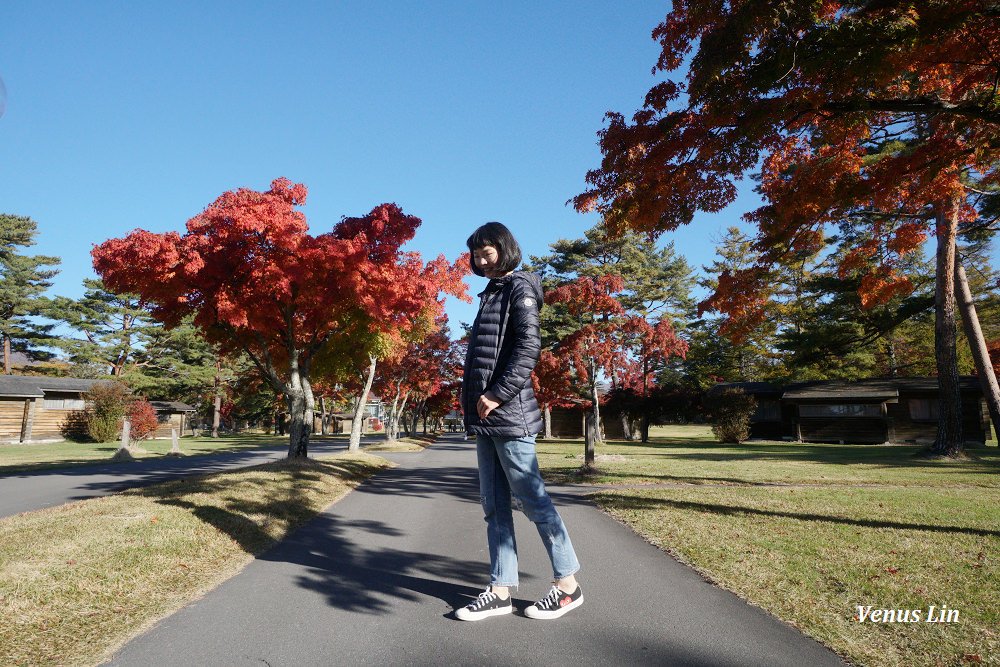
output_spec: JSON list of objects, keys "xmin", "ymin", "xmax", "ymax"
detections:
[
  {"xmin": 0, "ymin": 436, "xmax": 371, "ymax": 520},
  {"xmin": 99, "ymin": 433, "xmax": 846, "ymax": 667}
]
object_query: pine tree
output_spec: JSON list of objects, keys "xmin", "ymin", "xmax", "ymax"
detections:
[
  {"xmin": 49, "ymin": 279, "xmax": 162, "ymax": 378},
  {"xmin": 0, "ymin": 214, "xmax": 60, "ymax": 374}
]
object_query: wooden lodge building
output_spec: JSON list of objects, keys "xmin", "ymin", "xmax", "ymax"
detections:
[
  {"xmin": 714, "ymin": 376, "xmax": 994, "ymax": 445},
  {"xmin": 0, "ymin": 376, "xmax": 196, "ymax": 444}
]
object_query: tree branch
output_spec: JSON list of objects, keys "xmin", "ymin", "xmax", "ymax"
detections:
[{"xmin": 817, "ymin": 96, "xmax": 1000, "ymax": 125}]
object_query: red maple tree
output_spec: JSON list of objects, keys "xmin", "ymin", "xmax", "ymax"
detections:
[
  {"xmin": 93, "ymin": 178, "xmax": 468, "ymax": 458},
  {"xmin": 532, "ymin": 349, "xmax": 577, "ymax": 440},
  {"xmin": 126, "ymin": 397, "xmax": 160, "ymax": 443},
  {"xmin": 374, "ymin": 319, "xmax": 457, "ymax": 441},
  {"xmin": 545, "ymin": 275, "xmax": 685, "ymax": 464},
  {"xmin": 573, "ymin": 2, "xmax": 999, "ymax": 456}
]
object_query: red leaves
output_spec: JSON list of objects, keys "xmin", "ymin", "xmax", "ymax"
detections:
[
  {"xmin": 545, "ymin": 275, "xmax": 686, "ymax": 391},
  {"xmin": 576, "ymin": 2, "xmax": 1000, "ymax": 341},
  {"xmin": 92, "ymin": 179, "xmax": 470, "ymax": 391}
]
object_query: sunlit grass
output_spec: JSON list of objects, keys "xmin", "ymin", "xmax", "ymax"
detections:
[{"xmin": 536, "ymin": 425, "xmax": 1000, "ymax": 666}]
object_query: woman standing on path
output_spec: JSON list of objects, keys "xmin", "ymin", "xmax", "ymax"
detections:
[{"xmin": 455, "ymin": 221, "xmax": 583, "ymax": 622}]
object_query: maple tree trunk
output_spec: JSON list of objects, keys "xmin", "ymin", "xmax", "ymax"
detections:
[
  {"xmin": 212, "ymin": 376, "xmax": 222, "ymax": 439},
  {"xmin": 285, "ymin": 357, "xmax": 313, "ymax": 458},
  {"xmin": 349, "ymin": 356, "xmax": 377, "ymax": 452},
  {"xmin": 955, "ymin": 259, "xmax": 1000, "ymax": 441},
  {"xmin": 584, "ymin": 411, "xmax": 597, "ymax": 468},
  {"xmin": 286, "ymin": 388, "xmax": 310, "ymax": 458},
  {"xmin": 931, "ymin": 199, "xmax": 963, "ymax": 457},
  {"xmin": 319, "ymin": 396, "xmax": 328, "ymax": 435},
  {"xmin": 543, "ymin": 404, "xmax": 552, "ymax": 440}
]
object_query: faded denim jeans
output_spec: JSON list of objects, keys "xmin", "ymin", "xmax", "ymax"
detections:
[{"xmin": 475, "ymin": 434, "xmax": 580, "ymax": 587}]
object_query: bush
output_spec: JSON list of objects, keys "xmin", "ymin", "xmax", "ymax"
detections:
[
  {"xmin": 60, "ymin": 410, "xmax": 90, "ymax": 442},
  {"xmin": 83, "ymin": 382, "xmax": 132, "ymax": 443},
  {"xmin": 127, "ymin": 397, "xmax": 160, "ymax": 443},
  {"xmin": 704, "ymin": 387, "xmax": 757, "ymax": 444}
]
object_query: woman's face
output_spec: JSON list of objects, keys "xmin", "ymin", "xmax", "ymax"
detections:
[{"xmin": 473, "ymin": 245, "xmax": 503, "ymax": 279}]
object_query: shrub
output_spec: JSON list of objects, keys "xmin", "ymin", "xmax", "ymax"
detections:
[
  {"xmin": 60, "ymin": 410, "xmax": 90, "ymax": 442},
  {"xmin": 704, "ymin": 387, "xmax": 757, "ymax": 444},
  {"xmin": 127, "ymin": 397, "xmax": 160, "ymax": 443},
  {"xmin": 83, "ymin": 382, "xmax": 132, "ymax": 443}
]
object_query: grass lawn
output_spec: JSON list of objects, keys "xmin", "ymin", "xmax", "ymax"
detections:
[
  {"xmin": 536, "ymin": 426, "xmax": 1000, "ymax": 667},
  {"xmin": 0, "ymin": 451, "xmax": 392, "ymax": 667}
]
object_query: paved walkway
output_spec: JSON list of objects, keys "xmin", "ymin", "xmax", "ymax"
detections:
[{"xmin": 99, "ymin": 433, "xmax": 845, "ymax": 666}]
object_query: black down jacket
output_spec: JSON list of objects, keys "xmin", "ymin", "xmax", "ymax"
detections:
[{"xmin": 462, "ymin": 271, "xmax": 544, "ymax": 437}]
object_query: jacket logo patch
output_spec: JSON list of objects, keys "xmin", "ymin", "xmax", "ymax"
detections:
[{"xmin": 523, "ymin": 297, "xmax": 535, "ymax": 307}]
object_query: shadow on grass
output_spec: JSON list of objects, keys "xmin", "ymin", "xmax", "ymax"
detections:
[
  {"xmin": 597, "ymin": 492, "xmax": 1000, "ymax": 539},
  {"xmin": 0, "ymin": 435, "xmax": 359, "ymax": 479},
  {"xmin": 134, "ymin": 457, "xmax": 380, "ymax": 554},
  {"xmin": 542, "ymin": 439, "xmax": 1000, "ymax": 477}
]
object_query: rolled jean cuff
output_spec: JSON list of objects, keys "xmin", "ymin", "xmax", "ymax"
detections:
[{"xmin": 553, "ymin": 565, "xmax": 580, "ymax": 582}]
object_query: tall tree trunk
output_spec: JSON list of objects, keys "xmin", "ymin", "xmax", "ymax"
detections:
[
  {"xmin": 286, "ymin": 386, "xmax": 310, "ymax": 458},
  {"xmin": 584, "ymin": 411, "xmax": 597, "ymax": 468},
  {"xmin": 285, "ymin": 354, "xmax": 312, "ymax": 459},
  {"xmin": 3, "ymin": 336, "xmax": 10, "ymax": 375},
  {"xmin": 589, "ymin": 359, "xmax": 603, "ymax": 444},
  {"xmin": 319, "ymin": 396, "xmax": 328, "ymax": 435},
  {"xmin": 212, "ymin": 359, "xmax": 223, "ymax": 438},
  {"xmin": 410, "ymin": 398, "xmax": 424, "ymax": 435},
  {"xmin": 543, "ymin": 404, "xmax": 553, "ymax": 440},
  {"xmin": 955, "ymin": 258, "xmax": 1000, "ymax": 441},
  {"xmin": 931, "ymin": 198, "xmax": 963, "ymax": 457},
  {"xmin": 349, "ymin": 355, "xmax": 377, "ymax": 452}
]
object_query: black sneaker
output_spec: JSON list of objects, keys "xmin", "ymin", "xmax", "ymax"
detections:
[
  {"xmin": 455, "ymin": 588, "xmax": 513, "ymax": 621},
  {"xmin": 524, "ymin": 584, "xmax": 583, "ymax": 619}
]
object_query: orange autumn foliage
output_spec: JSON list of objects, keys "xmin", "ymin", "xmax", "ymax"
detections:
[{"xmin": 574, "ymin": 2, "xmax": 999, "ymax": 343}]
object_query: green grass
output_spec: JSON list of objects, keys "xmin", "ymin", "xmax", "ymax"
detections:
[
  {"xmin": 536, "ymin": 426, "xmax": 1000, "ymax": 667},
  {"xmin": 0, "ymin": 451, "xmax": 391, "ymax": 667}
]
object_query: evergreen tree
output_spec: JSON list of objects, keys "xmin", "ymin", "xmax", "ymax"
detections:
[
  {"xmin": 689, "ymin": 226, "xmax": 783, "ymax": 385},
  {"xmin": 49, "ymin": 279, "xmax": 163, "ymax": 379},
  {"xmin": 0, "ymin": 214, "xmax": 61, "ymax": 374}
]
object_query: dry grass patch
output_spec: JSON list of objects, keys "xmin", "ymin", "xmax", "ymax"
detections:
[{"xmin": 0, "ymin": 451, "xmax": 391, "ymax": 667}]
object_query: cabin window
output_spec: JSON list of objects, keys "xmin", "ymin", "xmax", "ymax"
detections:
[
  {"xmin": 42, "ymin": 394, "xmax": 86, "ymax": 410},
  {"xmin": 908, "ymin": 398, "xmax": 940, "ymax": 421},
  {"xmin": 798, "ymin": 403, "xmax": 881, "ymax": 418},
  {"xmin": 754, "ymin": 399, "xmax": 781, "ymax": 422}
]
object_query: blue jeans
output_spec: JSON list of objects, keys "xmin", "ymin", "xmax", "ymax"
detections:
[{"xmin": 476, "ymin": 434, "xmax": 580, "ymax": 587}]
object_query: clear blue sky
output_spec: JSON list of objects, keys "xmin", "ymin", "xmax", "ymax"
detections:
[{"xmin": 0, "ymin": 1, "xmax": 760, "ymax": 331}]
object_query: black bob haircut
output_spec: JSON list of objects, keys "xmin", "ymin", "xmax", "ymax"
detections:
[{"xmin": 466, "ymin": 221, "xmax": 522, "ymax": 277}]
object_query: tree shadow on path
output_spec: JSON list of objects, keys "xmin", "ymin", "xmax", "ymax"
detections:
[{"xmin": 260, "ymin": 512, "xmax": 487, "ymax": 615}]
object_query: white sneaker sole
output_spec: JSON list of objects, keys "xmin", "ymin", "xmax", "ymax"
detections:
[
  {"xmin": 455, "ymin": 604, "xmax": 513, "ymax": 621},
  {"xmin": 524, "ymin": 594, "xmax": 583, "ymax": 620}
]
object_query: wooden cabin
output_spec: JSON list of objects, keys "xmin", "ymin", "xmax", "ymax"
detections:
[
  {"xmin": 148, "ymin": 400, "xmax": 197, "ymax": 438},
  {"xmin": 0, "ymin": 376, "xmax": 111, "ymax": 443},
  {"xmin": 714, "ymin": 376, "xmax": 993, "ymax": 445}
]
